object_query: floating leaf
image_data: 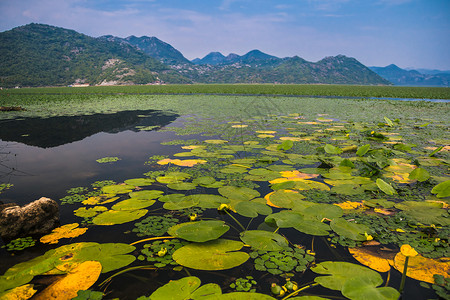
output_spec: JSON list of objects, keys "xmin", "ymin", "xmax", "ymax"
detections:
[
  {"xmin": 384, "ymin": 116, "xmax": 394, "ymax": 127},
  {"xmin": 240, "ymin": 230, "xmax": 288, "ymax": 251},
  {"xmin": 429, "ymin": 145, "xmax": 444, "ymax": 157},
  {"xmin": 168, "ymin": 221, "xmax": 229, "ymax": 242},
  {"xmin": 277, "ymin": 140, "xmax": 294, "ymax": 151},
  {"xmin": 40, "ymin": 223, "xmax": 88, "ymax": 244},
  {"xmin": 101, "ymin": 184, "xmax": 135, "ymax": 195},
  {"xmin": 219, "ymin": 292, "xmax": 276, "ymax": 299},
  {"xmin": 408, "ymin": 167, "xmax": 430, "ymax": 182},
  {"xmin": 235, "ymin": 201, "xmax": 272, "ymax": 218},
  {"xmin": 123, "ymin": 178, "xmax": 154, "ymax": 186},
  {"xmin": 172, "ymin": 239, "xmax": 249, "ymax": 270},
  {"xmin": 356, "ymin": 144, "xmax": 371, "ymax": 156},
  {"xmin": 348, "ymin": 247, "xmax": 393, "ymax": 272},
  {"xmin": 157, "ymin": 158, "xmax": 207, "ymax": 167},
  {"xmin": 311, "ymin": 261, "xmax": 382, "ymax": 291},
  {"xmin": 204, "ymin": 139, "xmax": 228, "ymax": 144},
  {"xmin": 431, "ymin": 180, "xmax": 450, "ymax": 198},
  {"xmin": 376, "ymin": 179, "xmax": 396, "ymax": 195},
  {"xmin": 0, "ymin": 284, "xmax": 36, "ymax": 300},
  {"xmin": 129, "ymin": 190, "xmax": 164, "ymax": 200},
  {"xmin": 163, "ymin": 197, "xmax": 199, "ymax": 210},
  {"xmin": 394, "ymin": 201, "xmax": 449, "ymax": 225},
  {"xmin": 92, "ymin": 209, "xmax": 148, "ymax": 225},
  {"xmin": 394, "ymin": 252, "xmax": 449, "ymax": 284},
  {"xmin": 266, "ymin": 190, "xmax": 305, "ymax": 209},
  {"xmin": 341, "ymin": 276, "xmax": 400, "ymax": 300},
  {"xmin": 111, "ymin": 199, "xmax": 155, "ymax": 211},
  {"xmin": 33, "ymin": 261, "xmax": 101, "ymax": 300},
  {"xmin": 149, "ymin": 276, "xmax": 222, "ymax": 300},
  {"xmin": 330, "ymin": 218, "xmax": 371, "ymax": 241},
  {"xmin": 324, "ymin": 144, "xmax": 343, "ymax": 154},
  {"xmin": 218, "ymin": 186, "xmax": 260, "ymax": 201}
]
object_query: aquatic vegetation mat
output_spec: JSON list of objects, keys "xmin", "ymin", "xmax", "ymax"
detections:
[{"xmin": 0, "ymin": 94, "xmax": 449, "ymax": 299}]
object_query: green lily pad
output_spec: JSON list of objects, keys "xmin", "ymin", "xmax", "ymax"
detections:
[
  {"xmin": 235, "ymin": 201, "xmax": 272, "ymax": 218},
  {"xmin": 394, "ymin": 201, "xmax": 449, "ymax": 225},
  {"xmin": 167, "ymin": 182, "xmax": 197, "ymax": 190},
  {"xmin": 268, "ymin": 190, "xmax": 305, "ymax": 209},
  {"xmin": 376, "ymin": 179, "xmax": 396, "ymax": 195},
  {"xmin": 111, "ymin": 199, "xmax": 155, "ymax": 211},
  {"xmin": 168, "ymin": 221, "xmax": 230, "ymax": 242},
  {"xmin": 219, "ymin": 186, "xmax": 260, "ymax": 201},
  {"xmin": 172, "ymin": 239, "xmax": 249, "ymax": 270},
  {"xmin": 240, "ymin": 230, "xmax": 288, "ymax": 251},
  {"xmin": 158, "ymin": 194, "xmax": 185, "ymax": 202},
  {"xmin": 184, "ymin": 194, "xmax": 229, "ymax": 209},
  {"xmin": 303, "ymin": 203, "xmax": 343, "ymax": 221},
  {"xmin": 163, "ymin": 197, "xmax": 199, "ymax": 210},
  {"xmin": 74, "ymin": 206, "xmax": 108, "ymax": 218},
  {"xmin": 265, "ymin": 210, "xmax": 304, "ymax": 228},
  {"xmin": 277, "ymin": 140, "xmax": 294, "ymax": 151},
  {"xmin": 356, "ymin": 144, "xmax": 371, "ymax": 157},
  {"xmin": 311, "ymin": 261, "xmax": 382, "ymax": 291},
  {"xmin": 294, "ymin": 219, "xmax": 331, "ymax": 236},
  {"xmin": 192, "ymin": 176, "xmax": 216, "ymax": 186},
  {"xmin": 324, "ymin": 144, "xmax": 343, "ymax": 154},
  {"xmin": 124, "ymin": 178, "xmax": 155, "ymax": 186},
  {"xmin": 431, "ymin": 180, "xmax": 450, "ymax": 198},
  {"xmin": 129, "ymin": 190, "xmax": 164, "ymax": 200},
  {"xmin": 342, "ymin": 276, "xmax": 400, "ymax": 300},
  {"xmin": 330, "ymin": 218, "xmax": 371, "ymax": 241},
  {"xmin": 92, "ymin": 209, "xmax": 148, "ymax": 225},
  {"xmin": 331, "ymin": 184, "xmax": 365, "ymax": 195},
  {"xmin": 149, "ymin": 276, "xmax": 222, "ymax": 300},
  {"xmin": 101, "ymin": 184, "xmax": 135, "ymax": 194},
  {"xmin": 408, "ymin": 167, "xmax": 430, "ymax": 182}
]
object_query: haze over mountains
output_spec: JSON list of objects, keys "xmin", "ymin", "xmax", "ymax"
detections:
[{"xmin": 0, "ymin": 23, "xmax": 447, "ymax": 88}]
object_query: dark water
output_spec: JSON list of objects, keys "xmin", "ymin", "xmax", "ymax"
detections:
[{"xmin": 0, "ymin": 110, "xmax": 436, "ymax": 299}]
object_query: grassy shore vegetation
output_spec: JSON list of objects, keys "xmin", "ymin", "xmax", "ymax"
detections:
[
  {"xmin": 0, "ymin": 87, "xmax": 449, "ymax": 299},
  {"xmin": 1, "ymin": 84, "xmax": 450, "ymax": 99}
]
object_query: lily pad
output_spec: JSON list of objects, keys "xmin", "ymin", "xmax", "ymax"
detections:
[
  {"xmin": 324, "ymin": 144, "xmax": 343, "ymax": 154},
  {"xmin": 168, "ymin": 221, "xmax": 230, "ymax": 242},
  {"xmin": 111, "ymin": 199, "xmax": 155, "ymax": 211},
  {"xmin": 219, "ymin": 186, "xmax": 260, "ymax": 201},
  {"xmin": 172, "ymin": 239, "xmax": 249, "ymax": 270},
  {"xmin": 92, "ymin": 209, "xmax": 148, "ymax": 225},
  {"xmin": 341, "ymin": 276, "xmax": 400, "ymax": 300},
  {"xmin": 123, "ymin": 178, "xmax": 155, "ymax": 186},
  {"xmin": 330, "ymin": 218, "xmax": 371, "ymax": 241},
  {"xmin": 235, "ymin": 201, "xmax": 272, "ymax": 218},
  {"xmin": 40, "ymin": 223, "xmax": 88, "ymax": 244},
  {"xmin": 431, "ymin": 180, "xmax": 450, "ymax": 198},
  {"xmin": 240, "ymin": 230, "xmax": 288, "ymax": 251},
  {"xmin": 376, "ymin": 179, "xmax": 396, "ymax": 195},
  {"xmin": 184, "ymin": 194, "xmax": 229, "ymax": 209},
  {"xmin": 311, "ymin": 261, "xmax": 382, "ymax": 291},
  {"xmin": 149, "ymin": 276, "xmax": 222, "ymax": 300},
  {"xmin": 408, "ymin": 167, "xmax": 430, "ymax": 182},
  {"xmin": 267, "ymin": 190, "xmax": 305, "ymax": 209},
  {"xmin": 101, "ymin": 184, "xmax": 135, "ymax": 194},
  {"xmin": 163, "ymin": 197, "xmax": 199, "ymax": 210},
  {"xmin": 129, "ymin": 190, "xmax": 164, "ymax": 200}
]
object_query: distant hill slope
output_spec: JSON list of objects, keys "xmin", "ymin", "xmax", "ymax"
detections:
[
  {"xmin": 187, "ymin": 53, "xmax": 389, "ymax": 85},
  {"xmin": 100, "ymin": 35, "xmax": 191, "ymax": 65},
  {"xmin": 1, "ymin": 23, "xmax": 390, "ymax": 87},
  {"xmin": 0, "ymin": 24, "xmax": 189, "ymax": 87},
  {"xmin": 370, "ymin": 64, "xmax": 449, "ymax": 87}
]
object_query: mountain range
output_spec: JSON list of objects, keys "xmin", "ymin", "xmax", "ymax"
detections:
[
  {"xmin": 369, "ymin": 64, "xmax": 450, "ymax": 87},
  {"xmin": 0, "ymin": 23, "xmax": 445, "ymax": 87}
]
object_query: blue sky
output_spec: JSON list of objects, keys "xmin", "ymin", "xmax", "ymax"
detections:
[{"xmin": 1, "ymin": 0, "xmax": 449, "ymax": 69}]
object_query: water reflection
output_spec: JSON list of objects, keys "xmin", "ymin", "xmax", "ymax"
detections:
[{"xmin": 0, "ymin": 109, "xmax": 179, "ymax": 148}]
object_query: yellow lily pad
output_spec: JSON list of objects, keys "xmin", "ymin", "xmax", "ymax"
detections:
[
  {"xmin": 348, "ymin": 247, "xmax": 393, "ymax": 272},
  {"xmin": 34, "ymin": 261, "xmax": 101, "ymax": 300},
  {"xmin": 0, "ymin": 284, "xmax": 37, "ymax": 300},
  {"xmin": 393, "ymin": 253, "xmax": 450, "ymax": 283},
  {"xmin": 40, "ymin": 224, "xmax": 87, "ymax": 244},
  {"xmin": 157, "ymin": 158, "xmax": 207, "ymax": 167}
]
